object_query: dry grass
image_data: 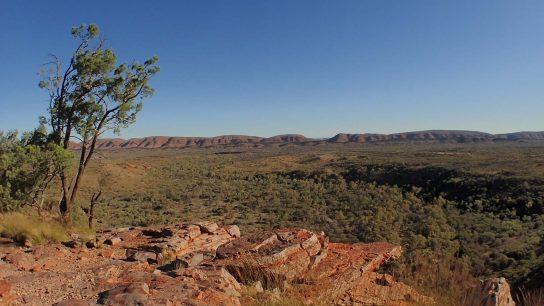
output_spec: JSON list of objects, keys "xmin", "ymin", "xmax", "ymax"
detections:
[
  {"xmin": 242, "ymin": 284, "xmax": 306, "ymax": 306},
  {"xmin": 390, "ymin": 254, "xmax": 488, "ymax": 306},
  {"xmin": 0, "ymin": 210, "xmax": 94, "ymax": 245},
  {"xmin": 250, "ymin": 297, "xmax": 305, "ymax": 306},
  {"xmin": 226, "ymin": 260, "xmax": 287, "ymax": 290},
  {"xmin": 399, "ymin": 257, "xmax": 544, "ymax": 306},
  {"xmin": 0, "ymin": 212, "xmax": 69, "ymax": 244},
  {"xmin": 516, "ymin": 287, "xmax": 544, "ymax": 306},
  {"xmin": 225, "ymin": 259, "xmax": 308, "ymax": 306}
]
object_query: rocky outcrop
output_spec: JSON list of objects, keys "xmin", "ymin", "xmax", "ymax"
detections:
[
  {"xmin": 217, "ymin": 228, "xmax": 433, "ymax": 305},
  {"xmin": 0, "ymin": 223, "xmax": 437, "ymax": 305},
  {"xmin": 68, "ymin": 130, "xmax": 544, "ymax": 150},
  {"xmin": 261, "ymin": 134, "xmax": 309, "ymax": 143},
  {"xmin": 328, "ymin": 131, "xmax": 496, "ymax": 144}
]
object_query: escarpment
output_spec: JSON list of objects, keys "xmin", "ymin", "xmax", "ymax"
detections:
[{"xmin": 0, "ymin": 223, "xmax": 512, "ymax": 305}]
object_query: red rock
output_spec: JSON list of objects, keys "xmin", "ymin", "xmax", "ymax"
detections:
[
  {"xmin": 197, "ymin": 222, "xmax": 219, "ymax": 234},
  {"xmin": 104, "ymin": 237, "xmax": 122, "ymax": 246},
  {"xmin": 301, "ymin": 234, "xmax": 321, "ymax": 256},
  {"xmin": 126, "ymin": 249, "xmax": 157, "ymax": 263},
  {"xmin": 100, "ymin": 249, "xmax": 115, "ymax": 258},
  {"xmin": 0, "ymin": 280, "xmax": 11, "ymax": 297},
  {"xmin": 98, "ymin": 282, "xmax": 150, "ymax": 305},
  {"xmin": 178, "ymin": 252, "xmax": 204, "ymax": 267},
  {"xmin": 0, "ymin": 222, "xmax": 435, "ymax": 306},
  {"xmin": 4, "ymin": 251, "xmax": 34, "ymax": 271},
  {"xmin": 53, "ymin": 299, "xmax": 90, "ymax": 306},
  {"xmin": 226, "ymin": 225, "xmax": 241, "ymax": 238},
  {"xmin": 185, "ymin": 225, "xmax": 201, "ymax": 239},
  {"xmin": 217, "ymin": 228, "xmax": 430, "ymax": 305}
]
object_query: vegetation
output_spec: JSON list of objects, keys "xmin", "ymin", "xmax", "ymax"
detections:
[
  {"xmin": 38, "ymin": 23, "xmax": 159, "ymax": 217},
  {"xmin": 59, "ymin": 142, "xmax": 544, "ymax": 303},
  {"xmin": 0, "ymin": 210, "xmax": 93, "ymax": 246},
  {"xmin": 4, "ymin": 124, "xmax": 544, "ymax": 303},
  {"xmin": 0, "ymin": 212, "xmax": 69, "ymax": 245},
  {"xmin": 0, "ymin": 127, "xmax": 71, "ymax": 212}
]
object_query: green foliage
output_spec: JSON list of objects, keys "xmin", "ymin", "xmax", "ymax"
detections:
[
  {"xmin": 343, "ymin": 164, "xmax": 544, "ymax": 216},
  {"xmin": 38, "ymin": 23, "xmax": 159, "ymax": 216},
  {"xmin": 39, "ymin": 23, "xmax": 159, "ymax": 143},
  {"xmin": 0, "ymin": 130, "xmax": 71, "ymax": 211},
  {"xmin": 73, "ymin": 143, "xmax": 544, "ymax": 294}
]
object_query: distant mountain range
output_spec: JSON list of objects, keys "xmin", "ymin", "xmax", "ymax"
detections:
[{"xmin": 70, "ymin": 130, "xmax": 544, "ymax": 150}]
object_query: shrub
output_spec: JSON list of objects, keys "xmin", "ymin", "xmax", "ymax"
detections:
[{"xmin": 0, "ymin": 129, "xmax": 71, "ymax": 212}]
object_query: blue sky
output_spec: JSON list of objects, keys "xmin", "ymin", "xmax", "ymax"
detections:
[{"xmin": 0, "ymin": 1, "xmax": 543, "ymax": 138}]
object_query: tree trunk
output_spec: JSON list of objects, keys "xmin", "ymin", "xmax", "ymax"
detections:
[
  {"xmin": 59, "ymin": 193, "xmax": 70, "ymax": 217},
  {"xmin": 88, "ymin": 191, "xmax": 101, "ymax": 229},
  {"xmin": 59, "ymin": 174, "xmax": 71, "ymax": 218},
  {"xmin": 60, "ymin": 133, "xmax": 98, "ymax": 219},
  {"xmin": 69, "ymin": 166, "xmax": 85, "ymax": 210}
]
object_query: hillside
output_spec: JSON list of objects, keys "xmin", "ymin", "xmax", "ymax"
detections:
[{"xmin": 70, "ymin": 130, "xmax": 544, "ymax": 149}]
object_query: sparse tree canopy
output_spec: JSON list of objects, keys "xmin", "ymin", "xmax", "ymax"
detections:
[{"xmin": 39, "ymin": 24, "xmax": 159, "ymax": 217}]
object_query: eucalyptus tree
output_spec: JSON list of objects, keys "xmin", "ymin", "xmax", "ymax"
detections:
[{"xmin": 39, "ymin": 24, "xmax": 159, "ymax": 218}]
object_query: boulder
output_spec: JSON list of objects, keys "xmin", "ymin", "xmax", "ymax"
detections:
[
  {"xmin": 86, "ymin": 239, "xmax": 102, "ymax": 249},
  {"xmin": 104, "ymin": 237, "xmax": 122, "ymax": 246},
  {"xmin": 126, "ymin": 249, "xmax": 157, "ymax": 263},
  {"xmin": 62, "ymin": 240, "xmax": 82, "ymax": 248},
  {"xmin": 178, "ymin": 252, "xmax": 204, "ymax": 267},
  {"xmin": 197, "ymin": 222, "xmax": 219, "ymax": 234},
  {"xmin": 98, "ymin": 282, "xmax": 150, "ymax": 305},
  {"xmin": 226, "ymin": 225, "xmax": 241, "ymax": 238},
  {"xmin": 185, "ymin": 225, "xmax": 201, "ymax": 239}
]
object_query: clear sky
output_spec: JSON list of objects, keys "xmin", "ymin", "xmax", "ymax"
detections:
[{"xmin": 1, "ymin": 1, "xmax": 543, "ymax": 138}]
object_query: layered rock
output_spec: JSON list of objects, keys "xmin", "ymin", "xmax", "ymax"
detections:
[
  {"xmin": 0, "ymin": 223, "xmax": 439, "ymax": 305},
  {"xmin": 217, "ymin": 228, "xmax": 433, "ymax": 305},
  {"xmin": 68, "ymin": 131, "xmax": 544, "ymax": 150}
]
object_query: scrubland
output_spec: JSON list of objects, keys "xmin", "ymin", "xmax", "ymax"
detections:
[{"xmin": 23, "ymin": 142, "xmax": 544, "ymax": 304}]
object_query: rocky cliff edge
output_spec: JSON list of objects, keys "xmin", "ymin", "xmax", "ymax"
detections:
[{"xmin": 0, "ymin": 222, "xmax": 507, "ymax": 305}]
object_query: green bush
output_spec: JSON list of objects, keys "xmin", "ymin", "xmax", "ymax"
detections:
[{"xmin": 0, "ymin": 129, "xmax": 71, "ymax": 212}]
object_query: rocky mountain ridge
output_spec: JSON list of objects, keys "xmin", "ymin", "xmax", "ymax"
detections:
[
  {"xmin": 70, "ymin": 131, "xmax": 544, "ymax": 150},
  {"xmin": 0, "ymin": 222, "xmax": 515, "ymax": 305}
]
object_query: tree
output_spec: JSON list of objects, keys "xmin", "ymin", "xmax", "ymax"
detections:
[{"xmin": 38, "ymin": 24, "xmax": 159, "ymax": 218}]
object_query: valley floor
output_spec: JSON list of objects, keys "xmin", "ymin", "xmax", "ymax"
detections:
[{"xmin": 38, "ymin": 142, "xmax": 544, "ymax": 302}]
